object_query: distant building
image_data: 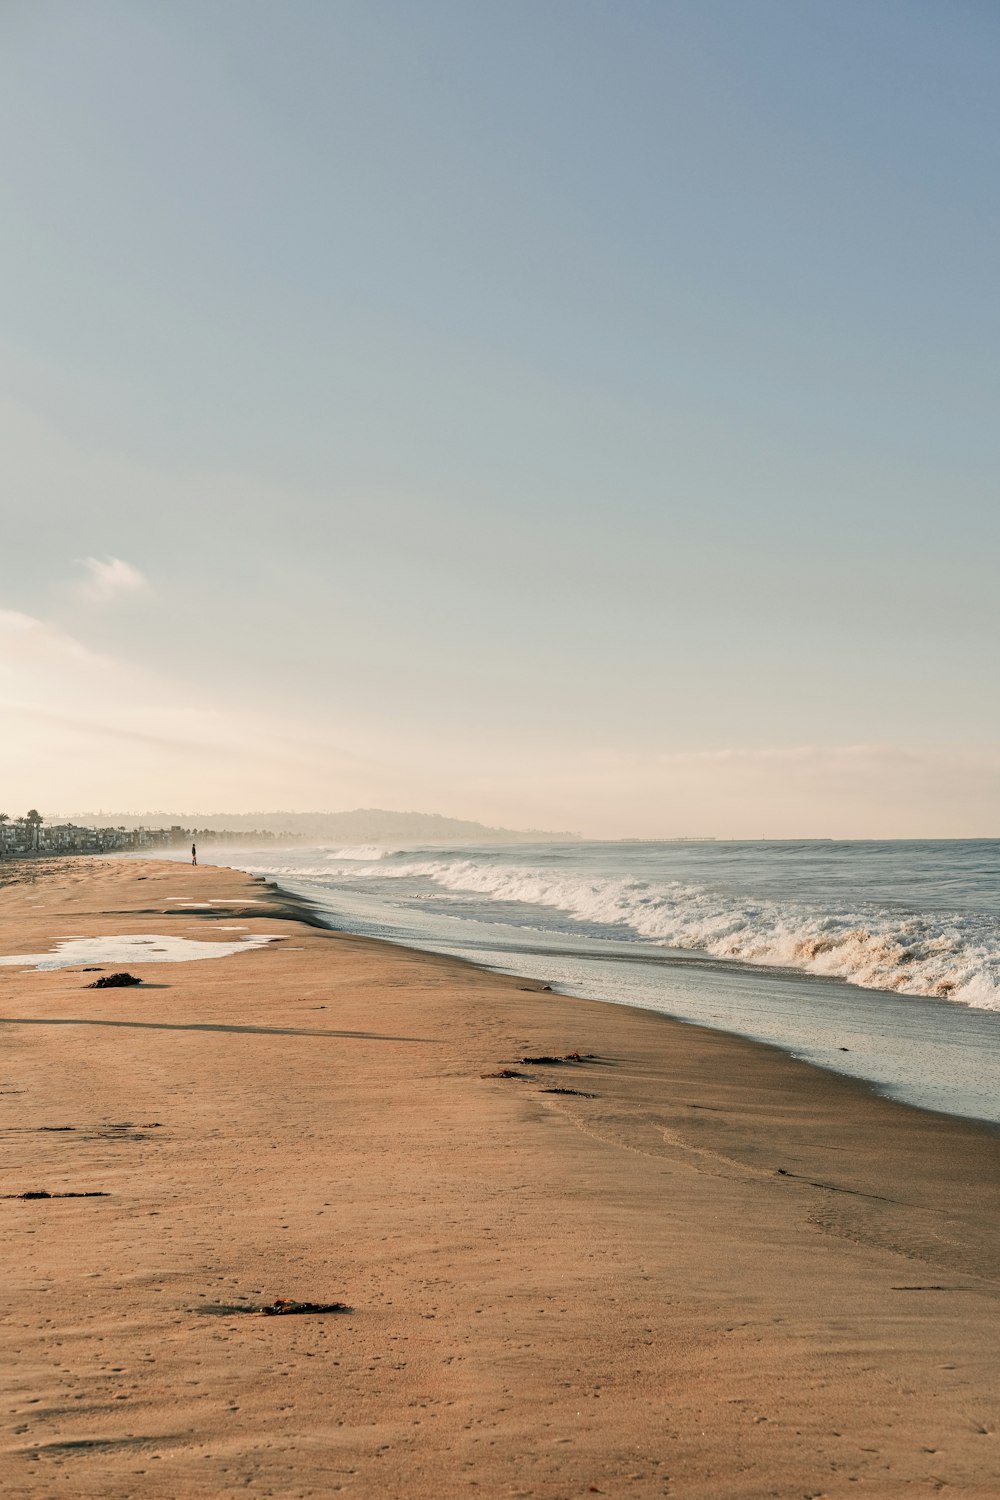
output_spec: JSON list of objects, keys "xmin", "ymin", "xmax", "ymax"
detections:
[{"xmin": 1, "ymin": 821, "xmax": 279, "ymax": 857}]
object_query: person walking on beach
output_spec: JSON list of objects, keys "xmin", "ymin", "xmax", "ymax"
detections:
[{"xmin": 191, "ymin": 842, "xmax": 197, "ymax": 866}]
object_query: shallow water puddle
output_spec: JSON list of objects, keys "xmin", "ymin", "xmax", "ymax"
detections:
[
  {"xmin": 0, "ymin": 933, "xmax": 274, "ymax": 970},
  {"xmin": 166, "ymin": 897, "xmax": 269, "ymax": 906}
]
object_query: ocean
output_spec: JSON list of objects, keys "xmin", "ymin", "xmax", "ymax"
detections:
[{"xmin": 168, "ymin": 839, "xmax": 1000, "ymax": 1126}]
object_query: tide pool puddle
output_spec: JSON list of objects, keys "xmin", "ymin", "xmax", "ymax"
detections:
[
  {"xmin": 166, "ymin": 898, "xmax": 268, "ymax": 906},
  {"xmin": 0, "ymin": 933, "xmax": 274, "ymax": 971}
]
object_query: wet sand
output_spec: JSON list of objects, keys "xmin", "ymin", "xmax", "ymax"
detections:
[{"xmin": 1, "ymin": 857, "xmax": 998, "ymax": 1499}]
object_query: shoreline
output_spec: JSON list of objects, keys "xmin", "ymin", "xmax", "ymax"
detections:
[
  {"xmin": 261, "ymin": 866, "xmax": 1000, "ymax": 1132},
  {"xmin": 2, "ymin": 857, "xmax": 999, "ymax": 1498}
]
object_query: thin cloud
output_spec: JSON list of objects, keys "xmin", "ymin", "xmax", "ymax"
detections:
[
  {"xmin": 77, "ymin": 555, "xmax": 149, "ymax": 603},
  {"xmin": 9, "ymin": 705, "xmax": 252, "ymax": 757},
  {"xmin": 0, "ymin": 606, "xmax": 383, "ymax": 809},
  {"xmin": 0, "ymin": 607, "xmax": 102, "ymax": 665}
]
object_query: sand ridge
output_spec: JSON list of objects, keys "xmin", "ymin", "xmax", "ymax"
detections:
[{"xmin": 1, "ymin": 857, "xmax": 999, "ymax": 1498}]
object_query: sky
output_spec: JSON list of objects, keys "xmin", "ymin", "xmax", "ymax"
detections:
[{"xmin": 2, "ymin": 0, "xmax": 999, "ymax": 837}]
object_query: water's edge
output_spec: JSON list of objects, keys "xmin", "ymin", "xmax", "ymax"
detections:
[{"xmin": 265, "ymin": 873, "xmax": 1000, "ymax": 1134}]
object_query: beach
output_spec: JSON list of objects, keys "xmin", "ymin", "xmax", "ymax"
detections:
[
  {"xmin": 213, "ymin": 838, "xmax": 1000, "ymax": 1125},
  {"xmin": 2, "ymin": 858, "xmax": 999, "ymax": 1499}
]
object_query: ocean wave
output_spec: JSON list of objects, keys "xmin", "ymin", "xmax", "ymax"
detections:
[
  {"xmin": 343, "ymin": 856, "xmax": 1000, "ymax": 1009},
  {"xmin": 323, "ymin": 845, "xmax": 397, "ymax": 861}
]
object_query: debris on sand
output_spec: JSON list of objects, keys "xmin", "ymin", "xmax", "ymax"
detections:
[
  {"xmin": 259, "ymin": 1298, "xmax": 350, "ymax": 1316},
  {"xmin": 541, "ymin": 1087, "xmax": 596, "ymax": 1097},
  {"xmin": 519, "ymin": 1052, "xmax": 594, "ymax": 1065},
  {"xmin": 2, "ymin": 1190, "xmax": 110, "ymax": 1200},
  {"xmin": 86, "ymin": 972, "xmax": 142, "ymax": 988},
  {"xmin": 197, "ymin": 1296, "xmax": 351, "ymax": 1317},
  {"xmin": 481, "ymin": 1069, "xmax": 527, "ymax": 1079}
]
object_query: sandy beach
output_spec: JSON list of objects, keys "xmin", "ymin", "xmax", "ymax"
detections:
[{"xmin": 1, "ymin": 857, "xmax": 998, "ymax": 1500}]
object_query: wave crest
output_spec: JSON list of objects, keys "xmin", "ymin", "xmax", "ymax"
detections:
[{"xmin": 349, "ymin": 857, "xmax": 1000, "ymax": 1009}]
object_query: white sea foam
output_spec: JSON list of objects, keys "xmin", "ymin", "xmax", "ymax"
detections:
[
  {"xmin": 320, "ymin": 856, "xmax": 1000, "ymax": 1009},
  {"xmin": 0, "ymin": 932, "xmax": 274, "ymax": 971}
]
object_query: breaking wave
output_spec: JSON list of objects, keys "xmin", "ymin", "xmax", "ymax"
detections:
[{"xmin": 336, "ymin": 855, "xmax": 1000, "ymax": 1009}]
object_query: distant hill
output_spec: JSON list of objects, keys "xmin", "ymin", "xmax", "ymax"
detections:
[{"xmin": 56, "ymin": 808, "xmax": 579, "ymax": 844}]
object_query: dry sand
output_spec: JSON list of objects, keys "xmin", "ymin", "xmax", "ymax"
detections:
[{"xmin": 1, "ymin": 857, "xmax": 998, "ymax": 1499}]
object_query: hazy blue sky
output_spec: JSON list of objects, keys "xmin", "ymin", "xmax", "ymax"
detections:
[{"xmin": 3, "ymin": 0, "xmax": 998, "ymax": 834}]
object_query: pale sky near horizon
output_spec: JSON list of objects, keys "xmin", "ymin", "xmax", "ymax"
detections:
[{"xmin": 2, "ymin": 0, "xmax": 999, "ymax": 837}]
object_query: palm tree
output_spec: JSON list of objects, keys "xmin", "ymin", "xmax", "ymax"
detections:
[{"xmin": 25, "ymin": 809, "xmax": 43, "ymax": 853}]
